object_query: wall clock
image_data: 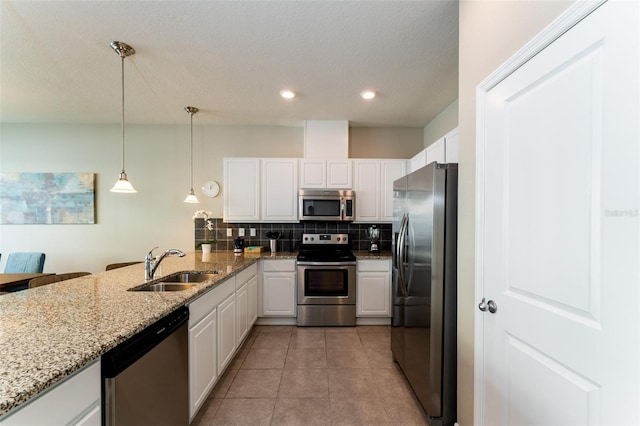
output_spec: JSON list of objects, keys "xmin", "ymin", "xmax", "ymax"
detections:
[{"xmin": 201, "ymin": 180, "xmax": 220, "ymax": 198}]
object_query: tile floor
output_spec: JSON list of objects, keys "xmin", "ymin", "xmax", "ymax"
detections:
[{"xmin": 191, "ymin": 325, "xmax": 429, "ymax": 425}]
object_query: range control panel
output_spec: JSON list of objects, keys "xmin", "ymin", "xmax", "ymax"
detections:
[{"xmin": 301, "ymin": 233, "xmax": 349, "ymax": 245}]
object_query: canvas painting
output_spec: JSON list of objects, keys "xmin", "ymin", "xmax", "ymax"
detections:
[{"xmin": 0, "ymin": 173, "xmax": 95, "ymax": 224}]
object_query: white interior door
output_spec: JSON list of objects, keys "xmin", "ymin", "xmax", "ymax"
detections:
[{"xmin": 476, "ymin": 1, "xmax": 639, "ymax": 425}]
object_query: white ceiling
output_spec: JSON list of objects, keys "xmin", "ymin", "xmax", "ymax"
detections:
[{"xmin": 0, "ymin": 1, "xmax": 458, "ymax": 128}]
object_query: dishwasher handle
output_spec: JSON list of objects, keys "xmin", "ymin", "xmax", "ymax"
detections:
[{"xmin": 102, "ymin": 306, "xmax": 189, "ymax": 378}]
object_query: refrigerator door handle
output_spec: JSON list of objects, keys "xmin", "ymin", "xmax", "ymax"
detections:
[{"xmin": 397, "ymin": 213, "xmax": 409, "ymax": 297}]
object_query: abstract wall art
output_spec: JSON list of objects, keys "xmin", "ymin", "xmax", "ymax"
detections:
[{"xmin": 0, "ymin": 172, "xmax": 96, "ymax": 224}]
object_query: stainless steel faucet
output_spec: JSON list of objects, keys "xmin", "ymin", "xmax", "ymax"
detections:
[{"xmin": 145, "ymin": 247, "xmax": 186, "ymax": 281}]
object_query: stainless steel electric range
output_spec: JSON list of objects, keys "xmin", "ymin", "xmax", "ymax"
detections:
[{"xmin": 296, "ymin": 233, "xmax": 356, "ymax": 326}]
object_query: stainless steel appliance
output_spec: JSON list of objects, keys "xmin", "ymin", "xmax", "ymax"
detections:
[
  {"xmin": 298, "ymin": 189, "xmax": 355, "ymax": 221},
  {"xmin": 392, "ymin": 163, "xmax": 457, "ymax": 426},
  {"xmin": 297, "ymin": 233, "xmax": 356, "ymax": 326},
  {"xmin": 365, "ymin": 225, "xmax": 380, "ymax": 253},
  {"xmin": 102, "ymin": 306, "xmax": 189, "ymax": 426}
]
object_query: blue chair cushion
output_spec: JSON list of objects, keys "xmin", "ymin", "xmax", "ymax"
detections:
[{"xmin": 4, "ymin": 252, "xmax": 46, "ymax": 273}]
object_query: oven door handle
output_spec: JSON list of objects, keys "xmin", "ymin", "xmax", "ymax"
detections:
[{"xmin": 297, "ymin": 261, "xmax": 357, "ymax": 267}]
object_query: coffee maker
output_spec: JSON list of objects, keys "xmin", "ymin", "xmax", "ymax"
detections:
[
  {"xmin": 365, "ymin": 225, "xmax": 380, "ymax": 253},
  {"xmin": 233, "ymin": 237, "xmax": 245, "ymax": 255}
]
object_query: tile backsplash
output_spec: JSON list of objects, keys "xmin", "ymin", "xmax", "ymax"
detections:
[{"xmin": 194, "ymin": 218, "xmax": 392, "ymax": 252}]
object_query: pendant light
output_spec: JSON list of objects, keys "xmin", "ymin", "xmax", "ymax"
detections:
[
  {"xmin": 184, "ymin": 106, "xmax": 200, "ymax": 203},
  {"xmin": 110, "ymin": 41, "xmax": 137, "ymax": 193}
]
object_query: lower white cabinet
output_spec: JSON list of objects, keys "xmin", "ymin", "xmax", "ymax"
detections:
[
  {"xmin": 248, "ymin": 275, "xmax": 258, "ymax": 326},
  {"xmin": 356, "ymin": 259, "xmax": 392, "ymax": 317},
  {"xmin": 236, "ymin": 282, "xmax": 249, "ymax": 345},
  {"xmin": 188, "ymin": 263, "xmax": 258, "ymax": 421},
  {"xmin": 261, "ymin": 259, "xmax": 297, "ymax": 316},
  {"xmin": 217, "ymin": 293, "xmax": 237, "ymax": 373},
  {"xmin": 0, "ymin": 360, "xmax": 101, "ymax": 425},
  {"xmin": 188, "ymin": 308, "xmax": 217, "ymax": 420}
]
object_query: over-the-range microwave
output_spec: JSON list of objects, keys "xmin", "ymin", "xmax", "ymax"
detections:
[{"xmin": 298, "ymin": 189, "xmax": 355, "ymax": 221}]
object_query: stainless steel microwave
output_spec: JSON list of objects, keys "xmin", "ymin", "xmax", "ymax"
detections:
[{"xmin": 298, "ymin": 189, "xmax": 355, "ymax": 221}]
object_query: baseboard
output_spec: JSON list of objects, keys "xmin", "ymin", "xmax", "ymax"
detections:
[{"xmin": 356, "ymin": 317, "xmax": 391, "ymax": 326}]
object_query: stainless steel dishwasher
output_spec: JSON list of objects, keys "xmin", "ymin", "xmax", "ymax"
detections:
[{"xmin": 102, "ymin": 306, "xmax": 189, "ymax": 426}]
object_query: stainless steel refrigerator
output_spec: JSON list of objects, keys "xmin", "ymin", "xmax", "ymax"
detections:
[{"xmin": 391, "ymin": 162, "xmax": 457, "ymax": 426}]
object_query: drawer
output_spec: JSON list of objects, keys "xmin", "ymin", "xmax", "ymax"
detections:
[
  {"xmin": 357, "ymin": 259, "xmax": 391, "ymax": 272},
  {"xmin": 262, "ymin": 259, "xmax": 296, "ymax": 272}
]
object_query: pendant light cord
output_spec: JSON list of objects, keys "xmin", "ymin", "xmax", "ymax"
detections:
[
  {"xmin": 120, "ymin": 54, "xmax": 126, "ymax": 174},
  {"xmin": 190, "ymin": 112, "xmax": 194, "ymax": 191}
]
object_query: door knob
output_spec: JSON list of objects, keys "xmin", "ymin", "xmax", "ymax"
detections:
[{"xmin": 478, "ymin": 298, "xmax": 497, "ymax": 314}]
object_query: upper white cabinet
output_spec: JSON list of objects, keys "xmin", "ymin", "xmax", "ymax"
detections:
[
  {"xmin": 426, "ymin": 138, "xmax": 446, "ymax": 165},
  {"xmin": 443, "ymin": 127, "xmax": 459, "ymax": 163},
  {"xmin": 223, "ymin": 158, "xmax": 260, "ymax": 222},
  {"xmin": 353, "ymin": 159, "xmax": 406, "ymax": 223},
  {"xmin": 299, "ymin": 159, "xmax": 352, "ymax": 189},
  {"xmin": 409, "ymin": 127, "xmax": 459, "ymax": 173},
  {"xmin": 224, "ymin": 158, "xmax": 298, "ymax": 222},
  {"xmin": 261, "ymin": 158, "xmax": 298, "ymax": 222}
]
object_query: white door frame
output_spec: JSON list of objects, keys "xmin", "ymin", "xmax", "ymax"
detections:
[{"xmin": 473, "ymin": 0, "xmax": 607, "ymax": 423}]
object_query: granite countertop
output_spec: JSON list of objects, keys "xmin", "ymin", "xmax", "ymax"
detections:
[
  {"xmin": 0, "ymin": 249, "xmax": 386, "ymax": 416},
  {"xmin": 352, "ymin": 250, "xmax": 392, "ymax": 260}
]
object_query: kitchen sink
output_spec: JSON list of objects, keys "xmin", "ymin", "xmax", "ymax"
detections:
[
  {"xmin": 159, "ymin": 272, "xmax": 219, "ymax": 283},
  {"xmin": 136, "ymin": 283, "xmax": 198, "ymax": 292},
  {"xmin": 129, "ymin": 271, "xmax": 219, "ymax": 292}
]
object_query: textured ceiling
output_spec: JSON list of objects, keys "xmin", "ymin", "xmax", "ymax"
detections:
[{"xmin": 0, "ymin": 1, "xmax": 459, "ymax": 127}]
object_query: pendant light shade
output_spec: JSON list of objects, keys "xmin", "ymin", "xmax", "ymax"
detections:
[
  {"xmin": 110, "ymin": 41, "xmax": 137, "ymax": 194},
  {"xmin": 184, "ymin": 106, "xmax": 200, "ymax": 203}
]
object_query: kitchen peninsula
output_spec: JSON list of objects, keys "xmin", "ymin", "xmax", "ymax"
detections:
[
  {"xmin": 0, "ymin": 251, "xmax": 286, "ymax": 418},
  {"xmin": 0, "ymin": 248, "xmax": 391, "ymax": 422}
]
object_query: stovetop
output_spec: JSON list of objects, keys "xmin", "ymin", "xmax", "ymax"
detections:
[{"xmin": 296, "ymin": 233, "xmax": 356, "ymax": 262}]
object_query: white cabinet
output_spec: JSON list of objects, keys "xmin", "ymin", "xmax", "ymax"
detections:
[
  {"xmin": 235, "ymin": 282, "xmax": 248, "ymax": 345},
  {"xmin": 261, "ymin": 259, "xmax": 297, "ymax": 316},
  {"xmin": 353, "ymin": 160, "xmax": 380, "ymax": 222},
  {"xmin": 0, "ymin": 360, "xmax": 101, "ymax": 426},
  {"xmin": 223, "ymin": 158, "xmax": 260, "ymax": 222},
  {"xmin": 188, "ymin": 308, "xmax": 217, "ymax": 420},
  {"xmin": 299, "ymin": 159, "xmax": 352, "ymax": 189},
  {"xmin": 380, "ymin": 160, "xmax": 406, "ymax": 222},
  {"xmin": 356, "ymin": 260, "xmax": 391, "ymax": 317},
  {"xmin": 217, "ymin": 292, "xmax": 237, "ymax": 373},
  {"xmin": 235, "ymin": 263, "xmax": 258, "ymax": 345},
  {"xmin": 426, "ymin": 138, "xmax": 446, "ymax": 165},
  {"xmin": 443, "ymin": 127, "xmax": 459, "ymax": 163},
  {"xmin": 224, "ymin": 158, "xmax": 298, "ymax": 222},
  {"xmin": 353, "ymin": 159, "xmax": 405, "ymax": 223},
  {"xmin": 248, "ymin": 275, "xmax": 258, "ymax": 326},
  {"xmin": 261, "ymin": 158, "xmax": 298, "ymax": 222},
  {"xmin": 188, "ymin": 264, "xmax": 257, "ymax": 420},
  {"xmin": 409, "ymin": 127, "xmax": 459, "ymax": 173},
  {"xmin": 188, "ymin": 275, "xmax": 236, "ymax": 420}
]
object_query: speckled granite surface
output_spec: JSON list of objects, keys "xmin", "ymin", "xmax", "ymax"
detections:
[
  {"xmin": 352, "ymin": 250, "xmax": 392, "ymax": 260},
  {"xmin": 0, "ymin": 250, "xmax": 384, "ymax": 416}
]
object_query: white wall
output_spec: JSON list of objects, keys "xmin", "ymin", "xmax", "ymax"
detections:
[
  {"xmin": 0, "ymin": 123, "xmax": 420, "ymax": 274},
  {"xmin": 457, "ymin": 1, "xmax": 574, "ymax": 424},
  {"xmin": 422, "ymin": 99, "xmax": 459, "ymax": 147}
]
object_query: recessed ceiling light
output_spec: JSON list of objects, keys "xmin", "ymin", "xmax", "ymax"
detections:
[
  {"xmin": 280, "ymin": 89, "xmax": 296, "ymax": 99},
  {"xmin": 360, "ymin": 90, "xmax": 376, "ymax": 100}
]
